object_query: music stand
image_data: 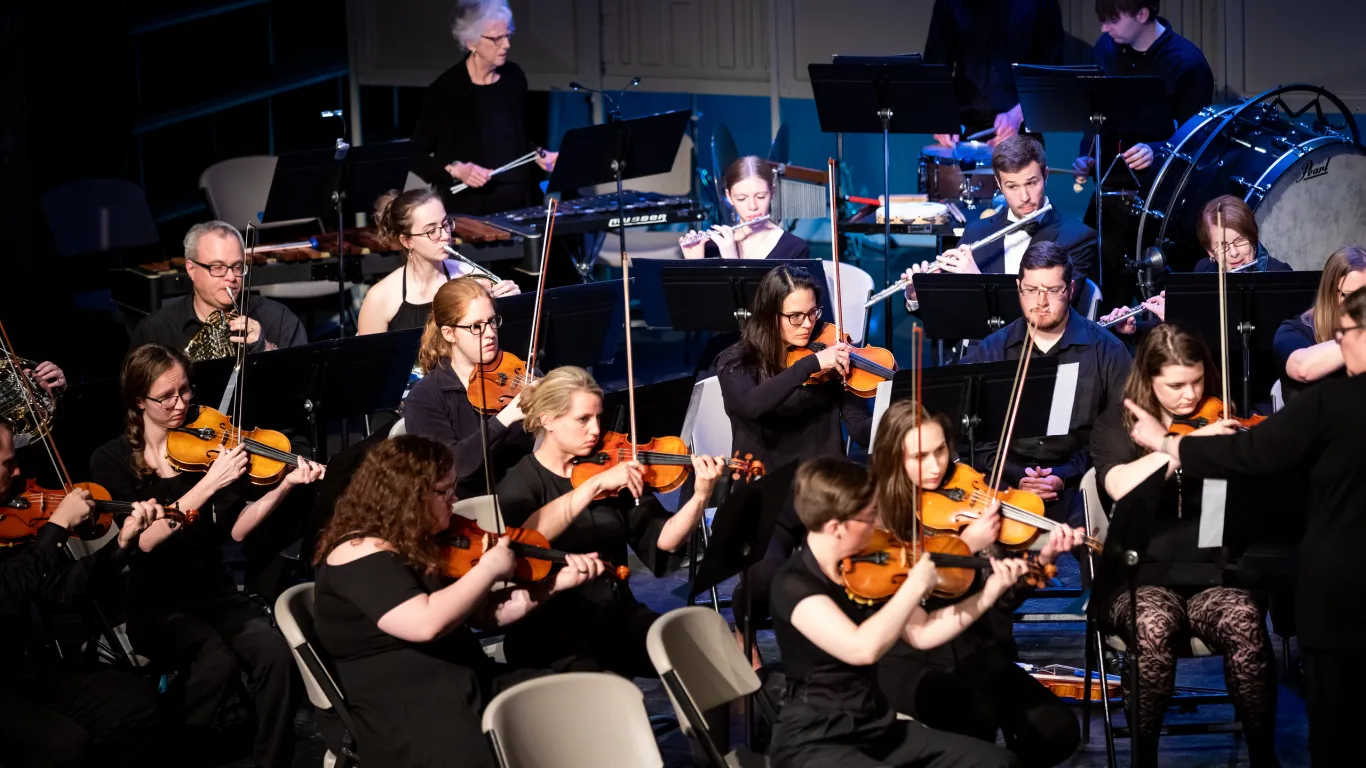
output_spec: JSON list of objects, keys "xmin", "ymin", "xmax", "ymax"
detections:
[
  {"xmin": 914, "ymin": 274, "xmax": 1024, "ymax": 342},
  {"xmin": 635, "ymin": 258, "xmax": 830, "ymax": 331},
  {"xmin": 496, "ymin": 281, "xmax": 626, "ymax": 370},
  {"xmin": 1014, "ymin": 66, "xmax": 1170, "ymax": 288},
  {"xmin": 1164, "ymin": 271, "xmax": 1320, "ymax": 415},
  {"xmin": 809, "ymin": 57, "xmax": 957, "ymax": 347},
  {"xmin": 546, "ymin": 110, "xmax": 690, "ymax": 272}
]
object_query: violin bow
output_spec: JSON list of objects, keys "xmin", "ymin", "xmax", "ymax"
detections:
[
  {"xmin": 827, "ymin": 158, "xmax": 845, "ymax": 347},
  {"xmin": 524, "ymin": 197, "xmax": 557, "ymax": 386},
  {"xmin": 1216, "ymin": 209, "xmax": 1233, "ymax": 415},
  {"xmin": 988, "ymin": 321, "xmax": 1036, "ymax": 497},
  {"xmin": 0, "ymin": 320, "xmax": 76, "ymax": 493},
  {"xmin": 621, "ymin": 228, "xmax": 640, "ymax": 471}
]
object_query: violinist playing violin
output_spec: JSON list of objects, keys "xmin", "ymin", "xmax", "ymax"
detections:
[
  {"xmin": 962, "ymin": 243, "xmax": 1131, "ymax": 527},
  {"xmin": 768, "ymin": 456, "xmax": 1025, "ymax": 768},
  {"xmin": 1089, "ymin": 323, "xmax": 1279, "ymax": 767},
  {"xmin": 494, "ymin": 366, "xmax": 725, "ymax": 678},
  {"xmin": 871, "ymin": 401, "xmax": 1083, "ymax": 767},
  {"xmin": 313, "ymin": 435, "xmax": 605, "ymax": 768},
  {"xmin": 405, "ymin": 277, "xmax": 536, "ymax": 497},
  {"xmin": 88, "ymin": 343, "xmax": 324, "ymax": 768},
  {"xmin": 0, "ymin": 418, "xmax": 169, "ymax": 767}
]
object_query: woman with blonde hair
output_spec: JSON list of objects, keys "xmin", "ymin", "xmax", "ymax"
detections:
[
  {"xmin": 494, "ymin": 366, "xmax": 725, "ymax": 676},
  {"xmin": 1275, "ymin": 245, "xmax": 1366, "ymax": 402}
]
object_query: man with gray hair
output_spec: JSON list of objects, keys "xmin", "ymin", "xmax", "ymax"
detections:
[{"xmin": 129, "ymin": 220, "xmax": 308, "ymax": 356}]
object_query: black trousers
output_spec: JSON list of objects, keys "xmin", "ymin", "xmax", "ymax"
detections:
[
  {"xmin": 774, "ymin": 716, "xmax": 1021, "ymax": 768},
  {"xmin": 878, "ymin": 649, "xmax": 1079, "ymax": 768},
  {"xmin": 1303, "ymin": 646, "xmax": 1366, "ymax": 767},
  {"xmin": 131, "ymin": 593, "xmax": 300, "ymax": 768},
  {"xmin": 0, "ymin": 665, "xmax": 162, "ymax": 768}
]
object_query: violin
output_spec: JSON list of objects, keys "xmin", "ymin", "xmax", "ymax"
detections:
[
  {"xmin": 839, "ymin": 528, "xmax": 1055, "ymax": 603},
  {"xmin": 919, "ymin": 463, "xmax": 1105, "ymax": 554},
  {"xmin": 1025, "ymin": 664, "xmax": 1121, "ymax": 702},
  {"xmin": 1166, "ymin": 396, "xmax": 1266, "ymax": 435},
  {"xmin": 1, "ymin": 480, "xmax": 199, "ymax": 542},
  {"xmin": 467, "ymin": 350, "xmax": 529, "ymax": 415},
  {"xmin": 167, "ymin": 405, "xmax": 317, "ymax": 485},
  {"xmin": 786, "ymin": 323, "xmax": 897, "ymax": 398},
  {"xmin": 569, "ymin": 432, "xmax": 765, "ymax": 500},
  {"xmin": 440, "ymin": 516, "xmax": 629, "ymax": 583}
]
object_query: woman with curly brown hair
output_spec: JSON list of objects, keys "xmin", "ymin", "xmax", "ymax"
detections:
[{"xmin": 312, "ymin": 434, "xmax": 604, "ymax": 768}]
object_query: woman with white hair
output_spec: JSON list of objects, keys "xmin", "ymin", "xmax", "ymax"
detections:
[{"xmin": 410, "ymin": 0, "xmax": 558, "ymax": 215}]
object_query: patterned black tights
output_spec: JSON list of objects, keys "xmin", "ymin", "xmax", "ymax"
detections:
[{"xmin": 1108, "ymin": 586, "xmax": 1279, "ymax": 767}]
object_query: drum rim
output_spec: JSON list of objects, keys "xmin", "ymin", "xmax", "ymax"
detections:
[{"xmin": 1135, "ymin": 104, "xmax": 1237, "ymax": 254}]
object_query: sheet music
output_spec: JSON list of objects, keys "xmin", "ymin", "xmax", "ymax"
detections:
[
  {"xmin": 1046, "ymin": 362, "xmax": 1078, "ymax": 436},
  {"xmin": 1198, "ymin": 478, "xmax": 1228, "ymax": 548}
]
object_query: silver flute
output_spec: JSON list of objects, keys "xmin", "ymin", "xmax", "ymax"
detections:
[
  {"xmin": 444, "ymin": 245, "xmax": 503, "ymax": 284},
  {"xmin": 864, "ymin": 202, "xmax": 1053, "ymax": 308},
  {"xmin": 1099, "ymin": 304, "xmax": 1146, "ymax": 329},
  {"xmin": 679, "ymin": 215, "xmax": 771, "ymax": 247}
]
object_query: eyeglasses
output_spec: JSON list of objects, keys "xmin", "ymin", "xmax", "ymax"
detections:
[
  {"xmin": 1213, "ymin": 238, "xmax": 1252, "ymax": 257},
  {"xmin": 1019, "ymin": 285, "xmax": 1068, "ymax": 299},
  {"xmin": 431, "ymin": 484, "xmax": 457, "ymax": 503},
  {"xmin": 450, "ymin": 315, "xmax": 503, "ymax": 336},
  {"xmin": 1333, "ymin": 324, "xmax": 1363, "ymax": 344},
  {"xmin": 406, "ymin": 218, "xmax": 454, "ymax": 242},
  {"xmin": 781, "ymin": 307, "xmax": 823, "ymax": 327},
  {"xmin": 145, "ymin": 385, "xmax": 194, "ymax": 408},
  {"xmin": 481, "ymin": 33, "xmax": 514, "ymax": 46},
  {"xmin": 189, "ymin": 260, "xmax": 248, "ymax": 277}
]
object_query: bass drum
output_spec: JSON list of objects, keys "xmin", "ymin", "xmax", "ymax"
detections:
[{"xmin": 1136, "ymin": 86, "xmax": 1366, "ymax": 272}]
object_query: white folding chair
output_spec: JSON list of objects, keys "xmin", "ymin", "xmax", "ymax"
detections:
[
  {"xmin": 274, "ymin": 583, "xmax": 361, "ymax": 767},
  {"xmin": 822, "ymin": 260, "xmax": 876, "ymax": 345},
  {"xmin": 199, "ymin": 156, "xmax": 321, "ymax": 233},
  {"xmin": 451, "ymin": 494, "xmax": 505, "ymax": 533},
  {"xmin": 1076, "ymin": 278, "xmax": 1103, "ymax": 322},
  {"xmin": 679, "ymin": 376, "xmax": 733, "ymax": 610},
  {"xmin": 482, "ymin": 672, "xmax": 663, "ymax": 767}
]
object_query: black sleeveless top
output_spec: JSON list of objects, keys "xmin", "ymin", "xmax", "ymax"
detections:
[{"xmin": 389, "ymin": 260, "xmax": 452, "ymax": 332}]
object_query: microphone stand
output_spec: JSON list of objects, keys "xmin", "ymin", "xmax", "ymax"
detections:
[
  {"xmin": 323, "ymin": 109, "xmax": 351, "ymax": 337},
  {"xmin": 569, "ymin": 78, "xmax": 641, "ymax": 275}
]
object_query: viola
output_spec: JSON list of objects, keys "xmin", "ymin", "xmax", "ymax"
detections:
[
  {"xmin": 785, "ymin": 322, "xmax": 898, "ymax": 398},
  {"xmin": 167, "ymin": 405, "xmax": 318, "ymax": 485},
  {"xmin": 1, "ymin": 480, "xmax": 198, "ymax": 542},
  {"xmin": 919, "ymin": 463, "xmax": 1104, "ymax": 554},
  {"xmin": 569, "ymin": 432, "xmax": 765, "ymax": 500},
  {"xmin": 1166, "ymin": 396, "xmax": 1266, "ymax": 435},
  {"xmin": 839, "ymin": 528, "xmax": 1055, "ymax": 603},
  {"xmin": 467, "ymin": 350, "xmax": 530, "ymax": 415},
  {"xmin": 440, "ymin": 516, "xmax": 629, "ymax": 583}
]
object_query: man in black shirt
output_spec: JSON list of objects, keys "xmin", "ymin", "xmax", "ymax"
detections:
[
  {"xmin": 1126, "ymin": 287, "xmax": 1366, "ymax": 767},
  {"xmin": 129, "ymin": 221, "xmax": 308, "ymax": 358},
  {"xmin": 961, "ymin": 242, "xmax": 1132, "ymax": 525},
  {"xmin": 924, "ymin": 0, "xmax": 1065, "ymax": 146}
]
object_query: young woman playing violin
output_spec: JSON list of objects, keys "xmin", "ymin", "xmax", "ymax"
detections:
[
  {"xmin": 870, "ymin": 400, "xmax": 1083, "ymax": 768},
  {"xmin": 88, "ymin": 343, "xmax": 325, "ymax": 768},
  {"xmin": 312, "ymin": 435, "xmax": 605, "ymax": 768},
  {"xmin": 1275, "ymin": 245, "xmax": 1366, "ymax": 403},
  {"xmin": 715, "ymin": 263, "xmax": 873, "ymax": 645},
  {"xmin": 1088, "ymin": 324, "xmax": 1278, "ymax": 767},
  {"xmin": 405, "ymin": 277, "xmax": 536, "ymax": 497},
  {"xmin": 679, "ymin": 156, "xmax": 811, "ymax": 260},
  {"xmin": 494, "ymin": 366, "xmax": 725, "ymax": 677},
  {"xmin": 768, "ymin": 456, "xmax": 1025, "ymax": 768}
]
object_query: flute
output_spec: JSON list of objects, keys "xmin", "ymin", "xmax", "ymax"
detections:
[
  {"xmin": 1099, "ymin": 304, "xmax": 1146, "ymax": 329},
  {"xmin": 864, "ymin": 202, "xmax": 1053, "ymax": 308},
  {"xmin": 444, "ymin": 245, "xmax": 503, "ymax": 284},
  {"xmin": 678, "ymin": 215, "xmax": 771, "ymax": 248}
]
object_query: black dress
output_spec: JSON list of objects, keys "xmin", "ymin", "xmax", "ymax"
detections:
[
  {"xmin": 313, "ymin": 547, "xmax": 509, "ymax": 768},
  {"xmin": 388, "ymin": 260, "xmax": 452, "ymax": 333},
  {"xmin": 495, "ymin": 454, "xmax": 682, "ymax": 678},
  {"xmin": 700, "ymin": 230, "xmax": 811, "ymax": 260}
]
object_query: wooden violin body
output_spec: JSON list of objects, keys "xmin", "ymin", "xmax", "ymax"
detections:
[
  {"xmin": 439, "ymin": 516, "xmax": 629, "ymax": 583},
  {"xmin": 840, "ymin": 528, "xmax": 1054, "ymax": 603},
  {"xmin": 1167, "ymin": 396, "xmax": 1266, "ymax": 435},
  {"xmin": 1, "ymin": 480, "xmax": 199, "ymax": 543},
  {"xmin": 570, "ymin": 432, "xmax": 765, "ymax": 500},
  {"xmin": 166, "ymin": 406, "xmax": 301, "ymax": 485},
  {"xmin": 467, "ymin": 350, "xmax": 529, "ymax": 415},
  {"xmin": 785, "ymin": 323, "xmax": 897, "ymax": 398},
  {"xmin": 920, "ymin": 463, "xmax": 1048, "ymax": 549},
  {"xmin": 1028, "ymin": 665, "xmax": 1121, "ymax": 702}
]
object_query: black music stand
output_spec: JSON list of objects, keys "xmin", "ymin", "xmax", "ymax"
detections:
[
  {"xmin": 636, "ymin": 258, "xmax": 830, "ymax": 331},
  {"xmin": 887, "ymin": 357, "xmax": 1066, "ymax": 470},
  {"xmin": 809, "ymin": 57, "xmax": 957, "ymax": 347},
  {"xmin": 1164, "ymin": 272, "xmax": 1320, "ymax": 415},
  {"xmin": 1014, "ymin": 66, "xmax": 1170, "ymax": 289},
  {"xmin": 547, "ymin": 110, "xmax": 690, "ymax": 273},
  {"xmin": 263, "ymin": 140, "xmax": 412, "ymax": 334},
  {"xmin": 914, "ymin": 274, "xmax": 1024, "ymax": 343},
  {"xmin": 495, "ymin": 281, "xmax": 626, "ymax": 370}
]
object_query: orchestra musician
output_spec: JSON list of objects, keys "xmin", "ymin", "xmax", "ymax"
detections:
[
  {"xmin": 924, "ymin": 0, "xmax": 1065, "ymax": 147},
  {"xmin": 0, "ymin": 418, "xmax": 167, "ymax": 767},
  {"xmin": 1123, "ymin": 287, "xmax": 1366, "ymax": 766},
  {"xmin": 312, "ymin": 435, "xmax": 605, "ymax": 768},
  {"xmin": 901, "ymin": 136, "xmax": 1098, "ymax": 305},
  {"xmin": 679, "ymin": 156, "xmax": 812, "ymax": 260},
  {"xmin": 89, "ymin": 344, "xmax": 324, "ymax": 768},
  {"xmin": 129, "ymin": 221, "xmax": 308, "ymax": 356},
  {"xmin": 404, "ymin": 277, "xmax": 536, "ymax": 497},
  {"xmin": 871, "ymin": 402, "xmax": 1083, "ymax": 767},
  {"xmin": 715, "ymin": 264, "xmax": 873, "ymax": 653},
  {"xmin": 357, "ymin": 188, "xmax": 519, "ymax": 335},
  {"xmin": 1276, "ymin": 246, "xmax": 1366, "ymax": 403},
  {"xmin": 961, "ymin": 243, "xmax": 1132, "ymax": 526},
  {"xmin": 767, "ymin": 456, "xmax": 1025, "ymax": 768},
  {"xmin": 409, "ymin": 0, "xmax": 557, "ymax": 215},
  {"xmin": 494, "ymin": 366, "xmax": 725, "ymax": 677},
  {"xmin": 1071, "ymin": 0, "xmax": 1214, "ymax": 292},
  {"xmin": 1090, "ymin": 325, "xmax": 1279, "ymax": 767}
]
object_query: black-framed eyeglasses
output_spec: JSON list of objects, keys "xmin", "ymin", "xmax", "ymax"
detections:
[
  {"xmin": 431, "ymin": 484, "xmax": 457, "ymax": 503},
  {"xmin": 189, "ymin": 259, "xmax": 248, "ymax": 277},
  {"xmin": 782, "ymin": 307, "xmax": 822, "ymax": 327},
  {"xmin": 1334, "ymin": 324, "xmax": 1363, "ymax": 344},
  {"xmin": 1213, "ymin": 238, "xmax": 1252, "ymax": 257},
  {"xmin": 1019, "ymin": 285, "xmax": 1068, "ymax": 299},
  {"xmin": 1339, "ymin": 289, "xmax": 1352, "ymax": 301},
  {"xmin": 406, "ymin": 217, "xmax": 454, "ymax": 243},
  {"xmin": 450, "ymin": 315, "xmax": 504, "ymax": 336},
  {"xmin": 145, "ymin": 385, "xmax": 195, "ymax": 408},
  {"xmin": 481, "ymin": 32, "xmax": 514, "ymax": 46}
]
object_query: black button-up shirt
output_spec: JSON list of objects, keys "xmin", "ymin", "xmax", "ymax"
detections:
[
  {"xmin": 128, "ymin": 294, "xmax": 308, "ymax": 354},
  {"xmin": 961, "ymin": 308, "xmax": 1132, "ymax": 486}
]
